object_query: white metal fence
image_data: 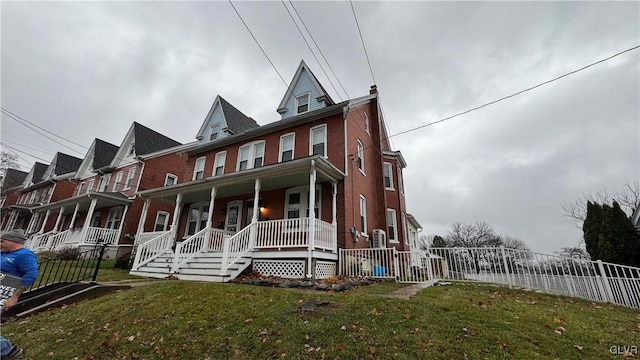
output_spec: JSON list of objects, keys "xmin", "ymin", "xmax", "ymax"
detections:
[{"xmin": 339, "ymin": 247, "xmax": 640, "ymax": 309}]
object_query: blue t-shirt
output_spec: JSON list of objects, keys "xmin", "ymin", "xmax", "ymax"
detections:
[{"xmin": 0, "ymin": 247, "xmax": 39, "ymax": 286}]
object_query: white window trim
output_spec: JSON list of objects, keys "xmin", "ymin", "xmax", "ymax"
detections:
[
  {"xmin": 165, "ymin": 173, "xmax": 177, "ymax": 186},
  {"xmin": 98, "ymin": 174, "xmax": 111, "ymax": 192},
  {"xmin": 284, "ymin": 185, "xmax": 322, "ymax": 219},
  {"xmin": 193, "ymin": 157, "xmax": 206, "ymax": 180},
  {"xmin": 106, "ymin": 207, "xmax": 123, "ymax": 229},
  {"xmin": 402, "ymin": 212, "xmax": 408, "ymax": 245},
  {"xmin": 387, "ymin": 208, "xmax": 399, "ymax": 243},
  {"xmin": 398, "ymin": 167, "xmax": 404, "ymax": 195},
  {"xmin": 236, "ymin": 140, "xmax": 265, "ymax": 171},
  {"xmin": 210, "ymin": 123, "xmax": 221, "ymax": 141},
  {"xmin": 309, "ymin": 124, "xmax": 327, "ymax": 158},
  {"xmin": 213, "ymin": 151, "xmax": 227, "ymax": 176},
  {"xmin": 77, "ymin": 182, "xmax": 86, "ymax": 196},
  {"xmin": 129, "ymin": 143, "xmax": 135, "ymax": 156},
  {"xmin": 359, "ymin": 195, "xmax": 367, "ymax": 236},
  {"xmin": 295, "ymin": 92, "xmax": 311, "ymax": 115},
  {"xmin": 185, "ymin": 202, "xmax": 209, "ymax": 237},
  {"xmin": 384, "ymin": 162, "xmax": 394, "ymax": 190},
  {"xmin": 124, "ymin": 167, "xmax": 136, "ymax": 190},
  {"xmin": 87, "ymin": 179, "xmax": 95, "ymax": 193},
  {"xmin": 113, "ymin": 171, "xmax": 123, "ymax": 191},
  {"xmin": 364, "ymin": 112, "xmax": 370, "ymax": 135},
  {"xmin": 279, "ymin": 133, "xmax": 296, "ymax": 163},
  {"xmin": 357, "ymin": 140, "xmax": 365, "ymax": 175},
  {"xmin": 154, "ymin": 211, "xmax": 170, "ymax": 231}
]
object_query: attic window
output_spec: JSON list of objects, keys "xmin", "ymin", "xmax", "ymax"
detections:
[
  {"xmin": 210, "ymin": 124, "xmax": 220, "ymax": 141},
  {"xmin": 129, "ymin": 143, "xmax": 135, "ymax": 156},
  {"xmin": 295, "ymin": 93, "xmax": 310, "ymax": 115}
]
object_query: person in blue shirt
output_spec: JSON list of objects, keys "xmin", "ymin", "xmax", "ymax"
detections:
[{"xmin": 1, "ymin": 229, "xmax": 39, "ymax": 359}]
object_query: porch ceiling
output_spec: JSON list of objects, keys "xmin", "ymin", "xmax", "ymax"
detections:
[{"xmin": 144, "ymin": 156, "xmax": 344, "ymax": 204}]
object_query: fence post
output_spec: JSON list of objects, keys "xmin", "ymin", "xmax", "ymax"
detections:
[
  {"xmin": 171, "ymin": 241, "xmax": 182, "ymax": 274},
  {"xmin": 220, "ymin": 235, "xmax": 231, "ymax": 275},
  {"xmin": 91, "ymin": 243, "xmax": 107, "ymax": 284},
  {"xmin": 500, "ymin": 247, "xmax": 513, "ymax": 289},
  {"xmin": 393, "ymin": 248, "xmax": 400, "ymax": 282},
  {"xmin": 596, "ymin": 260, "xmax": 615, "ymax": 303}
]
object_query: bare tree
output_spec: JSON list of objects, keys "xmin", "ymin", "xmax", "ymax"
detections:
[
  {"xmin": 445, "ymin": 221, "xmax": 501, "ymax": 248},
  {"xmin": 0, "ymin": 152, "xmax": 20, "ymax": 179},
  {"xmin": 555, "ymin": 247, "xmax": 591, "ymax": 260},
  {"xmin": 561, "ymin": 181, "xmax": 640, "ymax": 228},
  {"xmin": 500, "ymin": 236, "xmax": 531, "ymax": 252}
]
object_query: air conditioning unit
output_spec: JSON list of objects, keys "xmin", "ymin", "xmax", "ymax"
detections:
[{"xmin": 372, "ymin": 229, "xmax": 386, "ymax": 248}]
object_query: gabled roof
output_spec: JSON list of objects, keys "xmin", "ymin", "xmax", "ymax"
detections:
[
  {"xmin": 50, "ymin": 152, "xmax": 83, "ymax": 176},
  {"xmin": 276, "ymin": 60, "xmax": 334, "ymax": 115},
  {"xmin": 1, "ymin": 168, "xmax": 28, "ymax": 189},
  {"xmin": 195, "ymin": 96, "xmax": 259, "ymax": 140},
  {"xmin": 133, "ymin": 122, "xmax": 181, "ymax": 156},
  {"xmin": 94, "ymin": 139, "xmax": 120, "ymax": 169},
  {"xmin": 32, "ymin": 162, "xmax": 49, "ymax": 183}
]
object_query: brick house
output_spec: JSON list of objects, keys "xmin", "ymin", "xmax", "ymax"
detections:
[
  {"xmin": 131, "ymin": 60, "xmax": 420, "ymax": 281},
  {"xmin": 26, "ymin": 123, "xmax": 190, "ymax": 259},
  {"xmin": 0, "ymin": 168, "xmax": 29, "ymax": 229}
]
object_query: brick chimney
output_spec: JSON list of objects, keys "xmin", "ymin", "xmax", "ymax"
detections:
[{"xmin": 369, "ymin": 85, "xmax": 377, "ymax": 95}]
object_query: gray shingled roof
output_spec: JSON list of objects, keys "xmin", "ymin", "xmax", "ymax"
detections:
[
  {"xmin": 33, "ymin": 162, "xmax": 49, "ymax": 183},
  {"xmin": 133, "ymin": 122, "xmax": 182, "ymax": 155},
  {"xmin": 219, "ymin": 97, "xmax": 260, "ymax": 134},
  {"xmin": 53, "ymin": 153, "xmax": 83, "ymax": 176},
  {"xmin": 1, "ymin": 168, "xmax": 28, "ymax": 189},
  {"xmin": 93, "ymin": 139, "xmax": 119, "ymax": 169}
]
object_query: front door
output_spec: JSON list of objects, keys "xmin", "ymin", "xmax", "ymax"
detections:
[{"xmin": 225, "ymin": 201, "xmax": 243, "ymax": 233}]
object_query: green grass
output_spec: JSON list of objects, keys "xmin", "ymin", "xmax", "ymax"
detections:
[{"xmin": 3, "ymin": 281, "xmax": 638, "ymax": 359}]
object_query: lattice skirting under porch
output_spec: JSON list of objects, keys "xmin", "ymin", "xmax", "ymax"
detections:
[
  {"xmin": 315, "ymin": 261, "xmax": 336, "ymax": 279},
  {"xmin": 253, "ymin": 260, "xmax": 306, "ymax": 279}
]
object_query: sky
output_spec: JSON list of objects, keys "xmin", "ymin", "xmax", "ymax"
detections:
[{"xmin": 1, "ymin": 1, "xmax": 638, "ymax": 254}]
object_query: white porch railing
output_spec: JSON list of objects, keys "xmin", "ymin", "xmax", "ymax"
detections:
[
  {"xmin": 49, "ymin": 230, "xmax": 74, "ymax": 251},
  {"xmin": 220, "ymin": 225, "xmax": 253, "ymax": 275},
  {"xmin": 254, "ymin": 218, "xmax": 336, "ymax": 251},
  {"xmin": 85, "ymin": 227, "xmax": 120, "ymax": 245},
  {"xmin": 339, "ymin": 247, "xmax": 640, "ymax": 309},
  {"xmin": 131, "ymin": 231, "xmax": 174, "ymax": 271},
  {"xmin": 171, "ymin": 228, "xmax": 235, "ymax": 273},
  {"xmin": 136, "ymin": 231, "xmax": 169, "ymax": 245}
]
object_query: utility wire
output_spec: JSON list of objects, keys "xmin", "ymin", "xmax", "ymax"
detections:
[
  {"xmin": 1, "ymin": 142, "xmax": 50, "ymax": 164},
  {"xmin": 350, "ymin": 0, "xmax": 376, "ymax": 86},
  {"xmin": 0, "ymin": 107, "xmax": 89, "ymax": 150},
  {"xmin": 351, "ymin": 44, "xmax": 640, "ymax": 156}
]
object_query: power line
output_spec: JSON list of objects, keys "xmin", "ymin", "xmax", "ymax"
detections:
[
  {"xmin": 1, "ymin": 109, "xmax": 86, "ymax": 157},
  {"xmin": 228, "ymin": 0, "xmax": 288, "ymax": 88},
  {"xmin": 352, "ymin": 44, "xmax": 640, "ymax": 156},
  {"xmin": 1, "ymin": 142, "xmax": 50, "ymax": 164},
  {"xmin": 0, "ymin": 107, "xmax": 89, "ymax": 151},
  {"xmin": 350, "ymin": 0, "xmax": 376, "ymax": 86}
]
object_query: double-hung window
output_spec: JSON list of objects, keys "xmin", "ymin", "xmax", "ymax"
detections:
[
  {"xmin": 213, "ymin": 151, "xmax": 226, "ymax": 176},
  {"xmin": 364, "ymin": 112, "xmax": 370, "ymax": 134},
  {"xmin": 87, "ymin": 179, "xmax": 95, "ymax": 193},
  {"xmin": 185, "ymin": 203, "xmax": 209, "ymax": 236},
  {"xmin": 113, "ymin": 171, "xmax": 123, "ymax": 191},
  {"xmin": 279, "ymin": 133, "xmax": 295, "ymax": 162},
  {"xmin": 295, "ymin": 93, "xmax": 310, "ymax": 114},
  {"xmin": 165, "ymin": 173, "xmax": 177, "ymax": 186},
  {"xmin": 310, "ymin": 125, "xmax": 327, "ymax": 157},
  {"xmin": 383, "ymin": 162, "xmax": 393, "ymax": 190},
  {"xmin": 209, "ymin": 123, "xmax": 220, "ymax": 141},
  {"xmin": 124, "ymin": 167, "xmax": 136, "ymax": 189},
  {"xmin": 77, "ymin": 182, "xmax": 86, "ymax": 196},
  {"xmin": 237, "ymin": 141, "xmax": 265, "ymax": 171},
  {"xmin": 359, "ymin": 195, "xmax": 367, "ymax": 235},
  {"xmin": 357, "ymin": 140, "xmax": 365, "ymax": 173},
  {"xmin": 398, "ymin": 167, "xmax": 405, "ymax": 194},
  {"xmin": 193, "ymin": 157, "xmax": 206, "ymax": 180},
  {"xmin": 387, "ymin": 209, "xmax": 398, "ymax": 243},
  {"xmin": 154, "ymin": 211, "xmax": 170, "ymax": 231},
  {"xmin": 98, "ymin": 174, "xmax": 111, "ymax": 192}
]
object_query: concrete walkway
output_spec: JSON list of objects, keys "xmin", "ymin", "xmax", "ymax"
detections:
[{"xmin": 379, "ymin": 280, "xmax": 438, "ymax": 299}]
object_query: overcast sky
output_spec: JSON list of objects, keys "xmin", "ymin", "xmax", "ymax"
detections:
[{"xmin": 1, "ymin": 1, "xmax": 638, "ymax": 254}]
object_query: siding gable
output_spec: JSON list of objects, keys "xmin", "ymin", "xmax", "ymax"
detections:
[
  {"xmin": 277, "ymin": 60, "xmax": 334, "ymax": 120},
  {"xmin": 196, "ymin": 99, "xmax": 228, "ymax": 145},
  {"xmin": 196, "ymin": 96, "xmax": 259, "ymax": 145}
]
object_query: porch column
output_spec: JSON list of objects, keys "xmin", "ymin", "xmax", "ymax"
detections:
[
  {"xmin": 69, "ymin": 203, "xmax": 80, "ymax": 230},
  {"xmin": 38, "ymin": 210, "xmax": 51, "ymax": 234},
  {"xmin": 307, "ymin": 160, "xmax": 317, "ymax": 279},
  {"xmin": 170, "ymin": 193, "xmax": 183, "ymax": 238},
  {"xmin": 81, "ymin": 198, "xmax": 98, "ymax": 243},
  {"xmin": 205, "ymin": 186, "xmax": 217, "ymax": 251},
  {"xmin": 332, "ymin": 181, "xmax": 337, "ymax": 252},
  {"xmin": 134, "ymin": 198, "xmax": 151, "ymax": 245},
  {"xmin": 25, "ymin": 212, "xmax": 38, "ymax": 234},
  {"xmin": 249, "ymin": 179, "xmax": 260, "ymax": 249},
  {"xmin": 7, "ymin": 210, "xmax": 18, "ymax": 230},
  {"xmin": 53, "ymin": 206, "xmax": 65, "ymax": 232},
  {"xmin": 115, "ymin": 205, "xmax": 129, "ymax": 244}
]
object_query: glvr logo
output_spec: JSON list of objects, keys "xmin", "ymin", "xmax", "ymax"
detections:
[
  {"xmin": 0, "ymin": 273, "xmax": 5, "ymax": 281},
  {"xmin": 610, "ymin": 346, "xmax": 638, "ymax": 355}
]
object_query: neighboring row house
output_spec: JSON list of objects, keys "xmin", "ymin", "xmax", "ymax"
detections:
[
  {"xmin": 1, "ymin": 60, "xmax": 422, "ymax": 281},
  {"xmin": 130, "ymin": 60, "xmax": 422, "ymax": 281}
]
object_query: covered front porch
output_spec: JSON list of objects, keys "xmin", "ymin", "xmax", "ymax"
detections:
[
  {"xmin": 131, "ymin": 156, "xmax": 344, "ymax": 281},
  {"xmin": 27, "ymin": 192, "xmax": 133, "ymax": 254}
]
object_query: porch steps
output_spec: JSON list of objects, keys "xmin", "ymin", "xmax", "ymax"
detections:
[{"xmin": 130, "ymin": 251, "xmax": 251, "ymax": 283}]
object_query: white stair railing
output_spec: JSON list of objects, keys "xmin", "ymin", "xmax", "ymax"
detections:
[
  {"xmin": 29, "ymin": 231, "xmax": 55, "ymax": 251},
  {"xmin": 48, "ymin": 230, "xmax": 71, "ymax": 251},
  {"xmin": 131, "ymin": 231, "xmax": 174, "ymax": 271},
  {"xmin": 171, "ymin": 228, "xmax": 207, "ymax": 273},
  {"xmin": 220, "ymin": 225, "xmax": 253, "ymax": 275}
]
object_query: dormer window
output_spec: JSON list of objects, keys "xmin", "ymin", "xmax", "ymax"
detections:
[
  {"xmin": 295, "ymin": 93, "xmax": 310, "ymax": 115},
  {"xmin": 129, "ymin": 143, "xmax": 135, "ymax": 156},
  {"xmin": 210, "ymin": 124, "xmax": 220, "ymax": 141}
]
